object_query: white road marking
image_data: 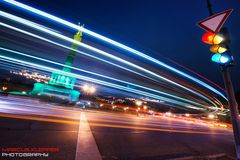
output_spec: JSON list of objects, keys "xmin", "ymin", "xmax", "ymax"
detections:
[{"xmin": 75, "ymin": 112, "xmax": 102, "ymax": 160}]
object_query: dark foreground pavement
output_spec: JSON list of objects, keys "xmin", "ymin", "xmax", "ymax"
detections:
[
  {"xmin": 0, "ymin": 117, "xmax": 79, "ymax": 160},
  {"xmin": 0, "ymin": 96, "xmax": 236, "ymax": 160},
  {"xmin": 0, "ymin": 111, "xmax": 236, "ymax": 160},
  {"xmin": 87, "ymin": 112, "xmax": 235, "ymax": 160}
]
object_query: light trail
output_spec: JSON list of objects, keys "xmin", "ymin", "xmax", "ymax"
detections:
[
  {"xmin": 0, "ymin": 55, "xmax": 202, "ymax": 109},
  {"xmin": 0, "ymin": 22, "xmax": 154, "ymax": 82},
  {"xmin": 0, "ymin": 96, "xmax": 231, "ymax": 133},
  {"xmin": 0, "ymin": 11, "xmax": 218, "ymax": 108},
  {"xmin": 0, "ymin": 113, "xmax": 230, "ymax": 135},
  {"xmin": 0, "ymin": 22, "xmax": 206, "ymax": 100},
  {"xmin": 0, "ymin": 97, "xmax": 208, "ymax": 130},
  {"xmin": 1, "ymin": 0, "xmax": 226, "ymax": 100},
  {"xmin": 3, "ymin": 23, "xmax": 212, "ymax": 106},
  {"xmin": 165, "ymin": 57, "xmax": 225, "ymax": 91},
  {"xmin": 0, "ymin": 47, "xmax": 206, "ymax": 107}
]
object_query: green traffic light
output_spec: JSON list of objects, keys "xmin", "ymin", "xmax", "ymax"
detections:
[{"xmin": 211, "ymin": 53, "xmax": 232, "ymax": 64}]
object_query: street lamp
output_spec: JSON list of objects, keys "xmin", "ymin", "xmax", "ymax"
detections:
[
  {"xmin": 165, "ymin": 112, "xmax": 172, "ymax": 116},
  {"xmin": 143, "ymin": 105, "xmax": 148, "ymax": 110},
  {"xmin": 2, "ymin": 86, "xmax": 7, "ymax": 91},
  {"xmin": 82, "ymin": 84, "xmax": 89, "ymax": 92},
  {"xmin": 208, "ymin": 114, "xmax": 215, "ymax": 119},
  {"xmin": 185, "ymin": 113, "xmax": 190, "ymax": 117},
  {"xmin": 135, "ymin": 100, "xmax": 142, "ymax": 106},
  {"xmin": 82, "ymin": 84, "xmax": 96, "ymax": 94},
  {"xmin": 89, "ymin": 86, "xmax": 96, "ymax": 94}
]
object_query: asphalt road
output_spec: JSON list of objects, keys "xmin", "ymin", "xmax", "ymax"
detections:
[
  {"xmin": 86, "ymin": 111, "xmax": 235, "ymax": 159},
  {"xmin": 0, "ymin": 96, "xmax": 236, "ymax": 160}
]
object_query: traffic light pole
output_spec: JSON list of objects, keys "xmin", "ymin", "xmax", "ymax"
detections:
[
  {"xmin": 221, "ymin": 65, "xmax": 240, "ymax": 159},
  {"xmin": 206, "ymin": 0, "xmax": 213, "ymax": 16},
  {"xmin": 204, "ymin": 1, "xmax": 240, "ymax": 157}
]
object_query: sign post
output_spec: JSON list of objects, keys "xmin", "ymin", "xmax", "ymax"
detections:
[
  {"xmin": 198, "ymin": 9, "xmax": 240, "ymax": 159},
  {"xmin": 222, "ymin": 66, "xmax": 240, "ymax": 159}
]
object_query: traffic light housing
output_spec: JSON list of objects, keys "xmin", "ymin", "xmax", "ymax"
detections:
[{"xmin": 201, "ymin": 28, "xmax": 233, "ymax": 64}]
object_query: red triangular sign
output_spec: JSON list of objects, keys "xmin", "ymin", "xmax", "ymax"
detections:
[{"xmin": 197, "ymin": 9, "xmax": 233, "ymax": 33}]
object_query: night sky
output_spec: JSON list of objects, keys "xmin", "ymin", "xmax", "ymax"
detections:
[{"xmin": 1, "ymin": 0, "xmax": 240, "ymax": 92}]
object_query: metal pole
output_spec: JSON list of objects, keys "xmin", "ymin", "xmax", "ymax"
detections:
[
  {"xmin": 206, "ymin": 0, "xmax": 214, "ymax": 16},
  {"xmin": 222, "ymin": 66, "xmax": 240, "ymax": 159},
  {"xmin": 205, "ymin": 0, "xmax": 240, "ymax": 158}
]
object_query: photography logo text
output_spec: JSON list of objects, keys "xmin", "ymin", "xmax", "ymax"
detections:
[{"xmin": 1, "ymin": 147, "xmax": 59, "ymax": 158}]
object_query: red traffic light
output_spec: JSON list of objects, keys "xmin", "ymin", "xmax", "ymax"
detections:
[{"xmin": 202, "ymin": 32, "xmax": 224, "ymax": 45}]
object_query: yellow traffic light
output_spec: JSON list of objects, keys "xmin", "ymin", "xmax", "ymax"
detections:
[{"xmin": 210, "ymin": 45, "xmax": 227, "ymax": 54}]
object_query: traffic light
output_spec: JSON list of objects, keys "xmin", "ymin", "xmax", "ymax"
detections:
[
  {"xmin": 202, "ymin": 32, "xmax": 224, "ymax": 45},
  {"xmin": 210, "ymin": 45, "xmax": 227, "ymax": 54},
  {"xmin": 211, "ymin": 53, "xmax": 232, "ymax": 64},
  {"xmin": 201, "ymin": 28, "xmax": 233, "ymax": 64}
]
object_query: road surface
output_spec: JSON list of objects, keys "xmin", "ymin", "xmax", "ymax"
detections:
[{"xmin": 0, "ymin": 96, "xmax": 235, "ymax": 159}]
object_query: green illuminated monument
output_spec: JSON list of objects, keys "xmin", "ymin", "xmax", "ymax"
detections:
[{"xmin": 31, "ymin": 24, "xmax": 83, "ymax": 103}]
